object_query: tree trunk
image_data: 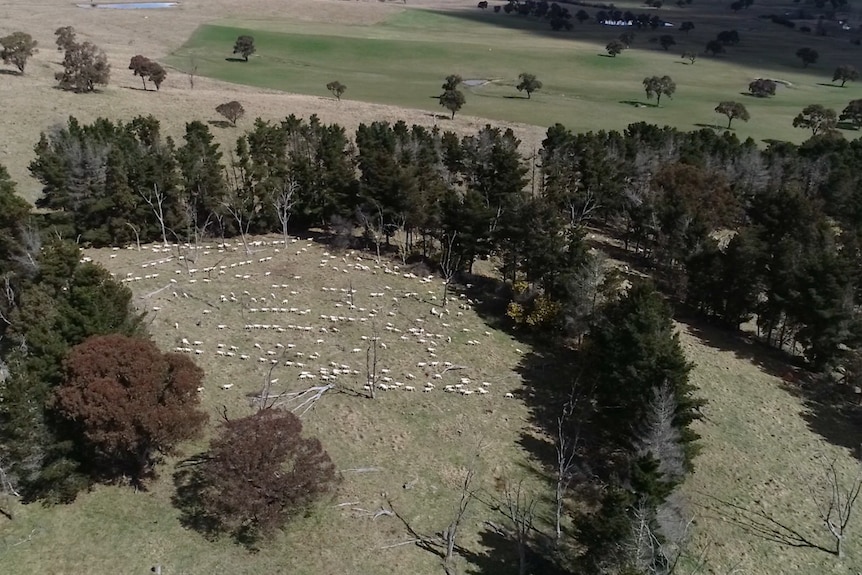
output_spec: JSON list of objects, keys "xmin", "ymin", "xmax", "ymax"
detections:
[{"xmin": 727, "ymin": 117, "xmax": 733, "ymax": 129}]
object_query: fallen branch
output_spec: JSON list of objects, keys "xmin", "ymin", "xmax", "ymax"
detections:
[
  {"xmin": 340, "ymin": 467, "xmax": 383, "ymax": 474},
  {"xmin": 378, "ymin": 538, "xmax": 422, "ymax": 550},
  {"xmin": 252, "ymin": 384, "xmax": 334, "ymax": 416}
]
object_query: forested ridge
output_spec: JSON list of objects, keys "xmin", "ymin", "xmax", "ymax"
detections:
[{"xmin": 2, "ymin": 114, "xmax": 862, "ymax": 571}]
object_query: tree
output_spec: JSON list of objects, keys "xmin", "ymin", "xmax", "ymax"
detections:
[
  {"xmin": 749, "ymin": 78, "xmax": 776, "ymax": 97},
  {"xmin": 148, "ymin": 62, "xmax": 167, "ymax": 90},
  {"xmin": 185, "ymin": 409, "xmax": 337, "ymax": 543},
  {"xmin": 441, "ymin": 74, "xmax": 463, "ymax": 92},
  {"xmin": 705, "ymin": 40, "xmax": 725, "ymax": 55},
  {"xmin": 55, "ymin": 41, "xmax": 110, "ymax": 93},
  {"xmin": 796, "ymin": 47, "xmax": 819, "ymax": 67},
  {"xmin": 52, "ymin": 334, "xmax": 207, "ymax": 485},
  {"xmin": 575, "ymin": 9, "xmax": 590, "ymax": 23},
  {"xmin": 679, "ymin": 21, "xmax": 694, "ymax": 33},
  {"xmin": 833, "ymin": 64, "xmax": 859, "ymax": 87},
  {"xmin": 439, "ymin": 89, "xmax": 466, "ymax": 119},
  {"xmin": 681, "ymin": 51, "xmax": 697, "ymax": 65},
  {"xmin": 792, "ymin": 104, "xmax": 838, "ymax": 136},
  {"xmin": 515, "ymin": 72, "xmax": 542, "ymax": 99},
  {"xmin": 839, "ymin": 99, "xmax": 862, "ymax": 129},
  {"xmin": 54, "ymin": 26, "xmax": 76, "ymax": 52},
  {"xmin": 128, "ymin": 55, "xmax": 156, "ymax": 90},
  {"xmin": 232, "ymin": 35, "xmax": 255, "ymax": 61},
  {"xmin": 716, "ymin": 30, "xmax": 740, "ymax": 45},
  {"xmin": 216, "ymin": 101, "xmax": 245, "ymax": 126},
  {"xmin": 809, "ymin": 458, "xmax": 862, "ymax": 558},
  {"xmin": 715, "ymin": 101, "xmax": 750, "ymax": 129},
  {"xmin": 619, "ymin": 31, "xmax": 635, "ymax": 47},
  {"xmin": 606, "ymin": 39, "xmax": 626, "ymax": 57},
  {"xmin": 326, "ymin": 80, "xmax": 346, "ymax": 101},
  {"xmin": 0, "ymin": 32, "xmax": 38, "ymax": 73},
  {"xmin": 643, "ymin": 75, "xmax": 676, "ymax": 106},
  {"xmin": 659, "ymin": 34, "xmax": 676, "ymax": 50}
]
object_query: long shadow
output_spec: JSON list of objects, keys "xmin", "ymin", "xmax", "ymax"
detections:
[
  {"xmin": 207, "ymin": 119, "xmax": 234, "ymax": 129},
  {"xmin": 815, "ymin": 82, "xmax": 844, "ymax": 88},
  {"xmin": 0, "ymin": 69, "xmax": 21, "ymax": 76},
  {"xmin": 224, "ymin": 57, "xmax": 248, "ymax": 63},
  {"xmin": 619, "ymin": 99, "xmax": 653, "ymax": 108},
  {"xmin": 693, "ymin": 122, "xmax": 727, "ymax": 130},
  {"xmin": 459, "ymin": 526, "xmax": 573, "ymax": 575},
  {"xmin": 675, "ymin": 309, "xmax": 861, "ymax": 455}
]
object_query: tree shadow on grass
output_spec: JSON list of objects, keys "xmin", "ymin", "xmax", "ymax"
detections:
[
  {"xmin": 0, "ymin": 69, "xmax": 22, "ymax": 76},
  {"xmin": 171, "ymin": 455, "xmax": 222, "ymax": 541},
  {"xmin": 619, "ymin": 99, "xmax": 653, "ymax": 108},
  {"xmin": 815, "ymin": 82, "xmax": 844, "ymax": 88},
  {"xmin": 207, "ymin": 119, "xmax": 234, "ymax": 129},
  {"xmin": 459, "ymin": 525, "xmax": 573, "ymax": 575},
  {"xmin": 224, "ymin": 57, "xmax": 248, "ymax": 63},
  {"xmin": 675, "ymin": 310, "xmax": 862, "ymax": 456},
  {"xmin": 693, "ymin": 122, "xmax": 727, "ymax": 130}
]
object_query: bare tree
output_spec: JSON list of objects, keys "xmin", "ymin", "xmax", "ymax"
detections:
[
  {"xmin": 364, "ymin": 323, "xmax": 381, "ymax": 399},
  {"xmin": 222, "ymin": 163, "xmax": 259, "ymax": 256},
  {"xmin": 809, "ymin": 458, "xmax": 862, "ymax": 558},
  {"xmin": 554, "ymin": 390, "xmax": 583, "ymax": 543},
  {"xmin": 502, "ymin": 479, "xmax": 538, "ymax": 575},
  {"xmin": 187, "ymin": 55, "xmax": 198, "ymax": 89},
  {"xmin": 440, "ymin": 231, "xmax": 461, "ymax": 305},
  {"xmin": 357, "ymin": 204, "xmax": 385, "ymax": 264},
  {"xmin": 273, "ymin": 177, "xmax": 298, "ymax": 249},
  {"xmin": 442, "ymin": 463, "xmax": 478, "ymax": 574},
  {"xmin": 635, "ymin": 382, "xmax": 686, "ymax": 485},
  {"xmin": 139, "ymin": 183, "xmax": 169, "ymax": 246}
]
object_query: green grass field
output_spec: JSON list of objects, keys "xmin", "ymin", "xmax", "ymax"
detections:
[{"xmin": 168, "ymin": 7, "xmax": 862, "ymax": 144}]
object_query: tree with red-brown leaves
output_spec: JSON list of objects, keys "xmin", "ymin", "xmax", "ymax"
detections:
[
  {"xmin": 181, "ymin": 408, "xmax": 337, "ymax": 544},
  {"xmin": 52, "ymin": 334, "xmax": 207, "ymax": 486}
]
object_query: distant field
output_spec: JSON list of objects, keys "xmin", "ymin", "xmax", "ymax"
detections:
[{"xmin": 168, "ymin": 8, "xmax": 862, "ymax": 143}]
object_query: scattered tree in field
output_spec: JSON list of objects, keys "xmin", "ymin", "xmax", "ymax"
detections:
[
  {"xmin": 840, "ymin": 99, "xmax": 862, "ymax": 129},
  {"xmin": 679, "ymin": 21, "xmax": 694, "ymax": 33},
  {"xmin": 715, "ymin": 101, "xmax": 750, "ymax": 129},
  {"xmin": 0, "ymin": 32, "xmax": 38, "ymax": 73},
  {"xmin": 54, "ymin": 26, "xmax": 76, "ymax": 52},
  {"xmin": 186, "ymin": 409, "xmax": 337, "ymax": 543},
  {"xmin": 441, "ymin": 74, "xmax": 463, "ymax": 92},
  {"xmin": 516, "ymin": 72, "xmax": 542, "ymax": 99},
  {"xmin": 793, "ymin": 104, "xmax": 837, "ymax": 136},
  {"xmin": 232, "ymin": 35, "xmax": 255, "ymax": 61},
  {"xmin": 55, "ymin": 41, "xmax": 110, "ymax": 93},
  {"xmin": 52, "ymin": 334, "xmax": 207, "ymax": 485},
  {"xmin": 717, "ymin": 30, "xmax": 740, "ymax": 45},
  {"xmin": 705, "ymin": 40, "xmax": 725, "ymax": 55},
  {"xmin": 575, "ymin": 9, "xmax": 590, "ymax": 23},
  {"xmin": 128, "ymin": 55, "xmax": 167, "ymax": 90},
  {"xmin": 796, "ymin": 47, "xmax": 819, "ymax": 67},
  {"xmin": 749, "ymin": 78, "xmax": 777, "ymax": 97},
  {"xmin": 833, "ymin": 64, "xmax": 859, "ymax": 87},
  {"xmin": 659, "ymin": 34, "xmax": 676, "ymax": 50},
  {"xmin": 326, "ymin": 80, "xmax": 346, "ymax": 101},
  {"xmin": 643, "ymin": 75, "xmax": 676, "ymax": 106},
  {"xmin": 606, "ymin": 39, "xmax": 626, "ymax": 57},
  {"xmin": 216, "ymin": 101, "xmax": 245, "ymax": 126},
  {"xmin": 681, "ymin": 51, "xmax": 697, "ymax": 64},
  {"xmin": 439, "ymin": 88, "xmax": 466, "ymax": 119}
]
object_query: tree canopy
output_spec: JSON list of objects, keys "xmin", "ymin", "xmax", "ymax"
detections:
[
  {"xmin": 749, "ymin": 78, "xmax": 776, "ymax": 98},
  {"xmin": 643, "ymin": 75, "xmax": 676, "ymax": 106},
  {"xmin": 55, "ymin": 41, "xmax": 110, "ymax": 93},
  {"xmin": 439, "ymin": 89, "xmax": 466, "ymax": 119},
  {"xmin": 232, "ymin": 35, "xmax": 255, "ymax": 61},
  {"xmin": 129, "ymin": 55, "xmax": 167, "ymax": 90},
  {"xmin": 715, "ymin": 101, "xmax": 750, "ymax": 129},
  {"xmin": 180, "ymin": 408, "xmax": 337, "ymax": 543},
  {"xmin": 833, "ymin": 65, "xmax": 859, "ymax": 87},
  {"xmin": 53, "ymin": 334, "xmax": 207, "ymax": 485},
  {"xmin": 792, "ymin": 104, "xmax": 838, "ymax": 136},
  {"xmin": 216, "ymin": 101, "xmax": 245, "ymax": 126},
  {"xmin": 326, "ymin": 80, "xmax": 347, "ymax": 101},
  {"xmin": 515, "ymin": 72, "xmax": 542, "ymax": 99},
  {"xmin": 796, "ymin": 47, "xmax": 819, "ymax": 67},
  {"xmin": 0, "ymin": 32, "xmax": 38, "ymax": 73},
  {"xmin": 606, "ymin": 39, "xmax": 626, "ymax": 57}
]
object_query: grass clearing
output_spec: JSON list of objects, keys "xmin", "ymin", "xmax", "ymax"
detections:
[{"xmin": 168, "ymin": 7, "xmax": 862, "ymax": 144}]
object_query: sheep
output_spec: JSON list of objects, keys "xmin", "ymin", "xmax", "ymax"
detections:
[
  {"xmin": 403, "ymin": 386, "xmax": 415, "ymax": 391},
  {"xmin": 221, "ymin": 384, "xmax": 234, "ymax": 390},
  {"xmin": 504, "ymin": 392, "xmax": 514, "ymax": 399}
]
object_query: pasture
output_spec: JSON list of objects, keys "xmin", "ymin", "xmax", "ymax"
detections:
[
  {"xmin": 0, "ymin": 233, "xmax": 858, "ymax": 574},
  {"xmin": 168, "ymin": 5, "xmax": 862, "ymax": 144}
]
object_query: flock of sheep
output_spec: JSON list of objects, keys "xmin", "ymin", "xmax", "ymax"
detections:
[{"xmin": 89, "ymin": 236, "xmax": 523, "ymax": 403}]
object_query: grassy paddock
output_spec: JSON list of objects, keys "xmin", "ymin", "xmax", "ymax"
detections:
[{"xmin": 168, "ymin": 7, "xmax": 862, "ymax": 143}]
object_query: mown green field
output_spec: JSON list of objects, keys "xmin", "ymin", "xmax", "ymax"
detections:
[{"xmin": 168, "ymin": 8, "xmax": 862, "ymax": 143}]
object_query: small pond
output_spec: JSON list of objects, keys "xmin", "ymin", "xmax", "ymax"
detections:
[{"xmin": 77, "ymin": 2, "xmax": 178, "ymax": 9}]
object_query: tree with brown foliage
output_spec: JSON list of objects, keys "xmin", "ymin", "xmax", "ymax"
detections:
[
  {"xmin": 190, "ymin": 409, "xmax": 337, "ymax": 543},
  {"xmin": 52, "ymin": 334, "xmax": 207, "ymax": 485},
  {"xmin": 215, "ymin": 100, "xmax": 245, "ymax": 126},
  {"xmin": 55, "ymin": 41, "xmax": 110, "ymax": 93}
]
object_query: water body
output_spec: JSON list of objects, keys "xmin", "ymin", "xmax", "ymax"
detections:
[{"xmin": 77, "ymin": 2, "xmax": 178, "ymax": 9}]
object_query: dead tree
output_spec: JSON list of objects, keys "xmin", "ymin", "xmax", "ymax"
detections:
[
  {"xmin": 364, "ymin": 323, "xmax": 381, "ymax": 399},
  {"xmin": 554, "ymin": 390, "xmax": 583, "ymax": 543},
  {"xmin": 440, "ymin": 230, "xmax": 461, "ymax": 305},
  {"xmin": 125, "ymin": 222, "xmax": 141, "ymax": 250},
  {"xmin": 503, "ymin": 479, "xmax": 538, "ymax": 575},
  {"xmin": 442, "ymin": 464, "xmax": 477, "ymax": 574},
  {"xmin": 273, "ymin": 177, "xmax": 298, "ymax": 249},
  {"xmin": 357, "ymin": 204, "xmax": 385, "ymax": 265},
  {"xmin": 139, "ymin": 183, "xmax": 169, "ymax": 246},
  {"xmin": 810, "ymin": 458, "xmax": 862, "ymax": 558},
  {"xmin": 222, "ymin": 163, "xmax": 259, "ymax": 256}
]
